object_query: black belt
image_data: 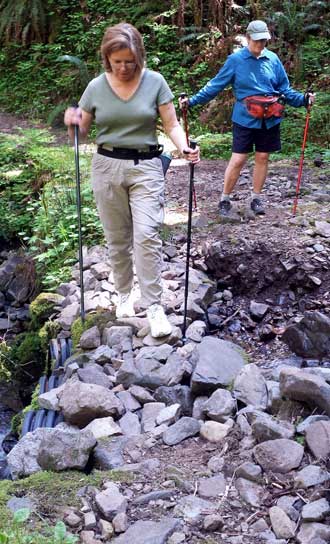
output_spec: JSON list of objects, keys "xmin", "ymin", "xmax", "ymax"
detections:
[{"xmin": 97, "ymin": 144, "xmax": 163, "ymax": 162}]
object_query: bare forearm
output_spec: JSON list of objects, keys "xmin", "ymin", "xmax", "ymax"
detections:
[{"xmin": 166, "ymin": 122, "xmax": 188, "ymax": 155}]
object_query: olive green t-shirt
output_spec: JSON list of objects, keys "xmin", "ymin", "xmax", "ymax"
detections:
[{"xmin": 79, "ymin": 69, "xmax": 174, "ymax": 149}]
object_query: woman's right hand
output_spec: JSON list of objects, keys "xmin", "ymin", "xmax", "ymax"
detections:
[{"xmin": 64, "ymin": 106, "xmax": 82, "ymax": 127}]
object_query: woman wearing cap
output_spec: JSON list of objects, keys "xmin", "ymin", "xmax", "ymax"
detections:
[
  {"xmin": 180, "ymin": 20, "xmax": 314, "ymax": 219},
  {"xmin": 64, "ymin": 22, "xmax": 199, "ymax": 338}
]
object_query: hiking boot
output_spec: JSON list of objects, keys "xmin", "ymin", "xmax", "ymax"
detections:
[
  {"xmin": 250, "ymin": 198, "xmax": 265, "ymax": 215},
  {"xmin": 218, "ymin": 199, "xmax": 241, "ymax": 223},
  {"xmin": 116, "ymin": 292, "xmax": 136, "ymax": 319},
  {"xmin": 147, "ymin": 304, "xmax": 172, "ymax": 338},
  {"xmin": 219, "ymin": 199, "xmax": 232, "ymax": 217}
]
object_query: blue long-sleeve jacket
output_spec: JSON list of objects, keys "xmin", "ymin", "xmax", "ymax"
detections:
[{"xmin": 188, "ymin": 46, "xmax": 306, "ymax": 128}]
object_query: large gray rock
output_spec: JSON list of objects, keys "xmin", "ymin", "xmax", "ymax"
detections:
[
  {"xmin": 37, "ymin": 426, "xmax": 96, "ymax": 471},
  {"xmin": 296, "ymin": 415, "xmax": 330, "ymax": 434},
  {"xmin": 119, "ymin": 412, "xmax": 141, "ymax": 436},
  {"xmin": 141, "ymin": 402, "xmax": 165, "ymax": 432},
  {"xmin": 282, "ymin": 311, "xmax": 330, "ymax": 359},
  {"xmin": 154, "ymin": 385, "xmax": 193, "ymax": 416},
  {"xmin": 163, "ymin": 417, "xmax": 200, "ymax": 445},
  {"xmin": 305, "ymin": 420, "xmax": 330, "ymax": 459},
  {"xmin": 251, "ymin": 413, "xmax": 295, "ymax": 442},
  {"xmin": 269, "ymin": 506, "xmax": 295, "ymax": 539},
  {"xmin": 233, "ymin": 363, "xmax": 268, "ymax": 409},
  {"xmin": 117, "ymin": 353, "xmax": 190, "ymax": 390},
  {"xmin": 302, "ymin": 499, "xmax": 330, "ymax": 522},
  {"xmin": 294, "ymin": 465, "xmax": 330, "ymax": 489},
  {"xmin": 83, "ymin": 417, "xmax": 122, "ymax": 439},
  {"xmin": 112, "ymin": 518, "xmax": 182, "ymax": 544},
  {"xmin": 314, "ymin": 220, "xmax": 330, "ymax": 238},
  {"xmin": 103, "ymin": 326, "xmax": 133, "ymax": 352},
  {"xmin": 95, "ymin": 482, "xmax": 127, "ymax": 521},
  {"xmin": 203, "ymin": 388, "xmax": 235, "ymax": 422},
  {"xmin": 38, "ymin": 385, "xmax": 64, "ymax": 411},
  {"xmin": 7, "ymin": 428, "xmax": 49, "ymax": 480},
  {"xmin": 296, "ymin": 523, "xmax": 330, "ymax": 544},
  {"xmin": 136, "ymin": 344, "xmax": 173, "ymax": 362},
  {"xmin": 58, "ymin": 380, "xmax": 124, "ymax": 427},
  {"xmin": 77, "ymin": 363, "xmax": 113, "ymax": 388},
  {"xmin": 253, "ymin": 439, "xmax": 304, "ymax": 473},
  {"xmin": 198, "ymin": 474, "xmax": 226, "ymax": 498},
  {"xmin": 249, "ymin": 301, "xmax": 269, "ymax": 321},
  {"xmin": 191, "ymin": 337, "xmax": 246, "ymax": 394},
  {"xmin": 0, "ymin": 254, "xmax": 36, "ymax": 303},
  {"xmin": 279, "ymin": 367, "xmax": 330, "ymax": 416},
  {"xmin": 173, "ymin": 495, "xmax": 217, "ymax": 523},
  {"xmin": 116, "ymin": 391, "xmax": 141, "ymax": 412},
  {"xmin": 79, "ymin": 326, "xmax": 101, "ymax": 349},
  {"xmin": 235, "ymin": 478, "xmax": 265, "ymax": 507}
]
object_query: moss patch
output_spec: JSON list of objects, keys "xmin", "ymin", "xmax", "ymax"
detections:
[
  {"xmin": 29, "ymin": 293, "xmax": 64, "ymax": 328},
  {"xmin": 71, "ymin": 310, "xmax": 114, "ymax": 348},
  {"xmin": 0, "ymin": 469, "xmax": 134, "ymax": 529}
]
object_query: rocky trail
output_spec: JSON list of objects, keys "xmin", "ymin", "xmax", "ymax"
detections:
[{"xmin": 1, "ymin": 112, "xmax": 330, "ymax": 543}]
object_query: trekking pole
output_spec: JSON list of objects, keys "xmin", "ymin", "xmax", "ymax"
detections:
[
  {"xmin": 180, "ymin": 93, "xmax": 197, "ymax": 210},
  {"xmin": 73, "ymin": 111, "xmax": 85, "ymax": 323},
  {"xmin": 182, "ymin": 140, "xmax": 197, "ymax": 342},
  {"xmin": 292, "ymin": 94, "xmax": 313, "ymax": 216}
]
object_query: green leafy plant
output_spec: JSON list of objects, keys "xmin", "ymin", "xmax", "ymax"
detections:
[{"xmin": 0, "ymin": 508, "xmax": 78, "ymax": 543}]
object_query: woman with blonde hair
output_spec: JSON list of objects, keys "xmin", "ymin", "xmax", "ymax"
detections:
[{"xmin": 65, "ymin": 22, "xmax": 199, "ymax": 338}]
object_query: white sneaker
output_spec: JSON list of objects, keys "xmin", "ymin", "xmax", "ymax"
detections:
[
  {"xmin": 147, "ymin": 304, "xmax": 172, "ymax": 338},
  {"xmin": 116, "ymin": 292, "xmax": 135, "ymax": 319}
]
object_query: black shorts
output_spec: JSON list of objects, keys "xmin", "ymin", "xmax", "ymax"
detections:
[{"xmin": 232, "ymin": 122, "xmax": 281, "ymax": 153}]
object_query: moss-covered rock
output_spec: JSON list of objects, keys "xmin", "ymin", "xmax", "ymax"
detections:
[
  {"xmin": 29, "ymin": 292, "xmax": 64, "ymax": 328},
  {"xmin": 38, "ymin": 321, "xmax": 61, "ymax": 354},
  {"xmin": 71, "ymin": 310, "xmax": 114, "ymax": 348}
]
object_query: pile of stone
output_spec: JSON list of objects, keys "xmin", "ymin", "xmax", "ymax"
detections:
[{"xmin": 4, "ymin": 244, "xmax": 330, "ymax": 543}]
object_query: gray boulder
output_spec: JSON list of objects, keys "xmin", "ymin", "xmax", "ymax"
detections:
[
  {"xmin": 154, "ymin": 385, "xmax": 193, "ymax": 416},
  {"xmin": 279, "ymin": 367, "xmax": 330, "ymax": 416},
  {"xmin": 233, "ymin": 363, "xmax": 268, "ymax": 409},
  {"xmin": 305, "ymin": 420, "xmax": 330, "ymax": 459},
  {"xmin": 112, "ymin": 518, "xmax": 182, "ymax": 544},
  {"xmin": 294, "ymin": 465, "xmax": 330, "ymax": 489},
  {"xmin": 7, "ymin": 428, "xmax": 49, "ymax": 480},
  {"xmin": 117, "ymin": 353, "xmax": 190, "ymax": 390},
  {"xmin": 58, "ymin": 380, "xmax": 124, "ymax": 427},
  {"xmin": 79, "ymin": 326, "xmax": 101, "ymax": 349},
  {"xmin": 253, "ymin": 439, "xmax": 304, "ymax": 473},
  {"xmin": 191, "ymin": 337, "xmax": 246, "ymax": 394},
  {"xmin": 203, "ymin": 388, "xmax": 235, "ymax": 422},
  {"xmin": 282, "ymin": 311, "xmax": 330, "ymax": 359},
  {"xmin": 37, "ymin": 426, "xmax": 96, "ymax": 471},
  {"xmin": 163, "ymin": 417, "xmax": 200, "ymax": 445}
]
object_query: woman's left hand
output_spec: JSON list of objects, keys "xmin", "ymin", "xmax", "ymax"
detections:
[{"xmin": 182, "ymin": 145, "xmax": 200, "ymax": 164}]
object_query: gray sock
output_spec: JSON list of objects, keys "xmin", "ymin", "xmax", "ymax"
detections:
[
  {"xmin": 251, "ymin": 191, "xmax": 261, "ymax": 200},
  {"xmin": 220, "ymin": 194, "xmax": 230, "ymax": 202}
]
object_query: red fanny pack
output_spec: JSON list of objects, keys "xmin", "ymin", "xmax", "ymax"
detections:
[{"xmin": 244, "ymin": 95, "xmax": 285, "ymax": 119}]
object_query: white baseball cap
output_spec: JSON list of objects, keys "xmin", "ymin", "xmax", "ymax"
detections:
[{"xmin": 246, "ymin": 20, "xmax": 271, "ymax": 40}]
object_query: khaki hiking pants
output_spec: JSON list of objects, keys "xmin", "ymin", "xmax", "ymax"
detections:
[{"xmin": 91, "ymin": 153, "xmax": 165, "ymax": 307}]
